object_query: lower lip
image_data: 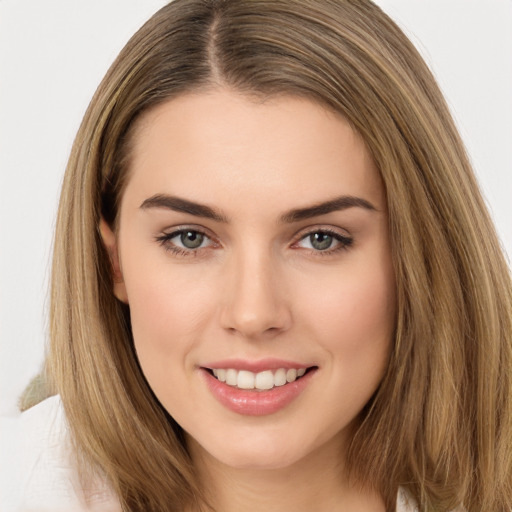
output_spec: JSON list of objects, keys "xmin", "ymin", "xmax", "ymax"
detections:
[{"xmin": 201, "ymin": 368, "xmax": 316, "ymax": 416}]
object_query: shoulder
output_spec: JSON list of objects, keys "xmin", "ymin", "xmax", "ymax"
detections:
[
  {"xmin": 396, "ymin": 487, "xmax": 467, "ymax": 512},
  {"xmin": 0, "ymin": 395, "xmax": 120, "ymax": 512},
  {"xmin": 397, "ymin": 487, "xmax": 419, "ymax": 512}
]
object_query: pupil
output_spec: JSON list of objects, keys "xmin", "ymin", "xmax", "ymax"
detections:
[
  {"xmin": 310, "ymin": 232, "xmax": 333, "ymax": 251},
  {"xmin": 181, "ymin": 231, "xmax": 204, "ymax": 249}
]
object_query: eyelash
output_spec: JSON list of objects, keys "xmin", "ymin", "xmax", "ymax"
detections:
[
  {"xmin": 155, "ymin": 227, "xmax": 216, "ymax": 257},
  {"xmin": 155, "ymin": 227, "xmax": 353, "ymax": 258},
  {"xmin": 293, "ymin": 228, "xmax": 353, "ymax": 256}
]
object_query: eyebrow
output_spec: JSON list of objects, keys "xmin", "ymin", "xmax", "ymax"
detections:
[
  {"xmin": 140, "ymin": 194, "xmax": 229, "ymax": 222},
  {"xmin": 139, "ymin": 193, "xmax": 377, "ymax": 223},
  {"xmin": 279, "ymin": 195, "xmax": 377, "ymax": 223}
]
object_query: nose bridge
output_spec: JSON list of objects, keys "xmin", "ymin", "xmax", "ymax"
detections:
[{"xmin": 220, "ymin": 242, "xmax": 291, "ymax": 338}]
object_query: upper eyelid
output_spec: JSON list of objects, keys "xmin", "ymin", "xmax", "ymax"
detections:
[
  {"xmin": 160, "ymin": 225, "xmax": 215, "ymax": 239},
  {"xmin": 156, "ymin": 225, "xmax": 352, "ymax": 246},
  {"xmin": 155, "ymin": 227, "xmax": 217, "ymax": 251},
  {"xmin": 291, "ymin": 225, "xmax": 351, "ymax": 241}
]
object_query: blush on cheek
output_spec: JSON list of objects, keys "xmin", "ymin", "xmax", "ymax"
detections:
[
  {"xmin": 127, "ymin": 274, "xmax": 216, "ymax": 384},
  {"xmin": 128, "ymin": 271, "xmax": 203, "ymax": 329},
  {"xmin": 317, "ymin": 276, "xmax": 393, "ymax": 334}
]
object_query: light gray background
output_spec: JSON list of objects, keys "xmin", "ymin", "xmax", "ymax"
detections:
[{"xmin": 1, "ymin": 0, "xmax": 511, "ymax": 416}]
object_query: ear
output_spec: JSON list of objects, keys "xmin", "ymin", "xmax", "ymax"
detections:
[{"xmin": 99, "ymin": 217, "xmax": 129, "ymax": 304}]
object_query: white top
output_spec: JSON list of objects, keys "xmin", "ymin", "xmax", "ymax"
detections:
[{"xmin": 1, "ymin": 396, "xmax": 419, "ymax": 511}]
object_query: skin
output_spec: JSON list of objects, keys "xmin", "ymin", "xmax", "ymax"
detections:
[{"xmin": 101, "ymin": 89, "xmax": 396, "ymax": 511}]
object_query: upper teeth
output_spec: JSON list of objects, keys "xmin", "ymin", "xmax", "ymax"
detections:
[{"xmin": 211, "ymin": 368, "xmax": 307, "ymax": 390}]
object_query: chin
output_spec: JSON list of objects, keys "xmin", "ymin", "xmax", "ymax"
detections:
[
  {"xmin": 212, "ymin": 446, "xmax": 302, "ymax": 471},
  {"xmin": 189, "ymin": 430, "xmax": 310, "ymax": 471}
]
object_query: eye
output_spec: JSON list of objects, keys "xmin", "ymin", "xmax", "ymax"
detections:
[
  {"xmin": 296, "ymin": 229, "xmax": 353, "ymax": 253},
  {"xmin": 306, "ymin": 232, "xmax": 335, "ymax": 251},
  {"xmin": 176, "ymin": 230, "xmax": 206, "ymax": 249},
  {"xmin": 155, "ymin": 228, "xmax": 214, "ymax": 255}
]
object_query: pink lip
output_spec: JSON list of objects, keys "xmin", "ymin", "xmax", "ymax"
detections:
[
  {"xmin": 200, "ymin": 366, "xmax": 317, "ymax": 416},
  {"xmin": 202, "ymin": 358, "xmax": 310, "ymax": 373}
]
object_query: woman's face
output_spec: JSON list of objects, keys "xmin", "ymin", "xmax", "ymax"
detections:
[{"xmin": 106, "ymin": 89, "xmax": 396, "ymax": 471}]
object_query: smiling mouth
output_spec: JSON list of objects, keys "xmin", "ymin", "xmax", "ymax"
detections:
[{"xmin": 204, "ymin": 367, "xmax": 316, "ymax": 391}]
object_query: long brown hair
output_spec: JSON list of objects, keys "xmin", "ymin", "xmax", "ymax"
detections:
[{"xmin": 46, "ymin": 1, "xmax": 512, "ymax": 510}]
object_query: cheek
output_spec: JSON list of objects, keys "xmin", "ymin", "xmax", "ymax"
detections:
[
  {"xmin": 298, "ymin": 254, "xmax": 396, "ymax": 370},
  {"xmin": 129, "ymin": 278, "xmax": 210, "ymax": 339},
  {"xmin": 120, "ymin": 247, "xmax": 217, "ymax": 380},
  {"xmin": 125, "ymin": 271, "xmax": 219, "ymax": 415}
]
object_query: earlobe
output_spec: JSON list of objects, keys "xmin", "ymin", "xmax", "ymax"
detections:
[{"xmin": 99, "ymin": 217, "xmax": 129, "ymax": 304}]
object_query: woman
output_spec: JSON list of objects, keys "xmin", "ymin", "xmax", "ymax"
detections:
[{"xmin": 5, "ymin": 0, "xmax": 512, "ymax": 511}]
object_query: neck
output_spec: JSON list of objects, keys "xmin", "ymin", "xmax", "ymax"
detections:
[{"xmin": 188, "ymin": 434, "xmax": 385, "ymax": 512}]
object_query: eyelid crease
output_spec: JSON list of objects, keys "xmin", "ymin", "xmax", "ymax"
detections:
[
  {"xmin": 154, "ymin": 226, "xmax": 218, "ymax": 254},
  {"xmin": 290, "ymin": 223, "xmax": 352, "ymax": 243},
  {"xmin": 292, "ymin": 227, "xmax": 354, "ymax": 253},
  {"xmin": 154, "ymin": 225, "xmax": 354, "ymax": 258},
  {"xmin": 156, "ymin": 224, "xmax": 216, "ymax": 240}
]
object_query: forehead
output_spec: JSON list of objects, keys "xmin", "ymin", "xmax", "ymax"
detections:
[{"xmin": 122, "ymin": 89, "xmax": 384, "ymax": 214}]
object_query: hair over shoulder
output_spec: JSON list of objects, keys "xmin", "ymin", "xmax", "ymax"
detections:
[{"xmin": 45, "ymin": 1, "xmax": 512, "ymax": 510}]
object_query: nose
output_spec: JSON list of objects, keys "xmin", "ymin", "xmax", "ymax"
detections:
[{"xmin": 219, "ymin": 249, "xmax": 292, "ymax": 339}]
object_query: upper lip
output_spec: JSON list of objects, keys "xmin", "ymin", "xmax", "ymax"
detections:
[{"xmin": 201, "ymin": 358, "xmax": 314, "ymax": 373}]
